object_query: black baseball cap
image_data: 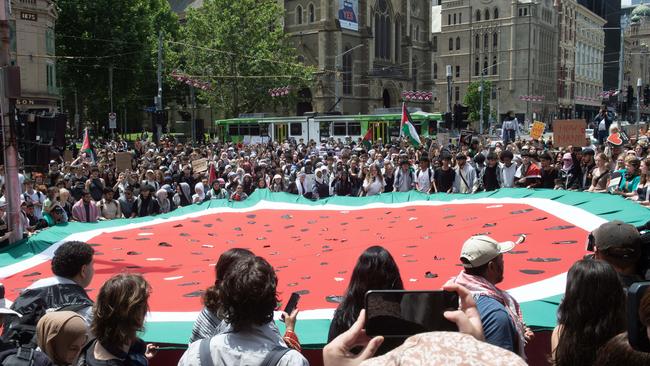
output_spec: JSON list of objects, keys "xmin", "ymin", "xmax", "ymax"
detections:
[{"xmin": 592, "ymin": 221, "xmax": 641, "ymax": 260}]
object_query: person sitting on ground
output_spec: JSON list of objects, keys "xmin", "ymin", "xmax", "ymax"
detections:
[
  {"xmin": 208, "ymin": 179, "xmax": 228, "ymax": 199},
  {"xmin": 229, "ymin": 183, "xmax": 248, "ymax": 202},
  {"xmin": 36, "ymin": 311, "xmax": 88, "ymax": 366},
  {"xmin": 155, "ymin": 188, "xmax": 171, "ymax": 214},
  {"xmin": 173, "ymin": 182, "xmax": 192, "ymax": 208},
  {"xmin": 97, "ymin": 188, "xmax": 121, "ymax": 220},
  {"xmin": 590, "ymin": 220, "xmax": 644, "ymax": 289},
  {"xmin": 179, "ymin": 256, "xmax": 308, "ymax": 366},
  {"xmin": 588, "ymin": 153, "xmax": 611, "ymax": 193},
  {"xmin": 134, "ymin": 185, "xmax": 160, "ymax": 217},
  {"xmin": 72, "ymin": 191, "xmax": 99, "ymax": 223},
  {"xmin": 77, "ymin": 273, "xmax": 157, "ymax": 366},
  {"xmin": 192, "ymin": 182, "xmax": 207, "ymax": 204},
  {"xmin": 42, "ymin": 205, "xmax": 68, "ymax": 228},
  {"xmin": 452, "ymin": 235, "xmax": 532, "ymax": 357},
  {"xmin": 328, "ymin": 246, "xmax": 404, "ymax": 344},
  {"xmin": 4, "ymin": 241, "xmax": 95, "ymax": 334},
  {"xmin": 552, "ymin": 259, "xmax": 626, "ymax": 366}
]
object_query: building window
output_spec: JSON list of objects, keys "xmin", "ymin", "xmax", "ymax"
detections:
[
  {"xmin": 483, "ymin": 34, "xmax": 488, "ymax": 50},
  {"xmin": 485, "ymin": 9, "xmax": 490, "ymax": 21},
  {"xmin": 415, "ymin": 25, "xmax": 419, "ymax": 42},
  {"xmin": 342, "ymin": 47, "xmax": 353, "ymax": 95},
  {"xmin": 374, "ymin": 0, "xmax": 392, "ymax": 61},
  {"xmin": 475, "ymin": 34, "xmax": 480, "ymax": 49},
  {"xmin": 459, "ymin": 13, "xmax": 462, "ymax": 24},
  {"xmin": 394, "ymin": 20, "xmax": 400, "ymax": 62},
  {"xmin": 455, "ymin": 65, "xmax": 460, "ymax": 78},
  {"xmin": 492, "ymin": 56, "xmax": 497, "ymax": 75},
  {"xmin": 46, "ymin": 28, "xmax": 55, "ymax": 55},
  {"xmin": 475, "ymin": 58, "xmax": 479, "ymax": 76},
  {"xmin": 449, "ymin": 37, "xmax": 453, "ymax": 51},
  {"xmin": 308, "ymin": 3, "xmax": 315, "ymax": 23},
  {"xmin": 46, "ymin": 62, "xmax": 56, "ymax": 94},
  {"xmin": 483, "ymin": 57, "xmax": 488, "ymax": 75},
  {"xmin": 453, "ymin": 13, "xmax": 457, "ymax": 25},
  {"xmin": 455, "ymin": 36, "xmax": 460, "ymax": 50},
  {"xmin": 290, "ymin": 123, "xmax": 302, "ymax": 136},
  {"xmin": 455, "ymin": 86, "xmax": 460, "ymax": 102},
  {"xmin": 432, "ymin": 36, "xmax": 437, "ymax": 52},
  {"xmin": 448, "ymin": 14, "xmax": 451, "ymax": 25},
  {"xmin": 494, "ymin": 8, "xmax": 499, "ymax": 19},
  {"xmin": 296, "ymin": 5, "xmax": 303, "ymax": 25},
  {"xmin": 493, "ymin": 32, "xmax": 498, "ymax": 49},
  {"xmin": 475, "ymin": 10, "xmax": 481, "ymax": 22},
  {"xmin": 433, "ymin": 63, "xmax": 438, "ymax": 79}
]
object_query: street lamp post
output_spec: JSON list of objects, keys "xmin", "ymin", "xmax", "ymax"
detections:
[
  {"xmin": 446, "ymin": 65, "xmax": 452, "ymax": 114},
  {"xmin": 479, "ymin": 77, "xmax": 484, "ymax": 135},
  {"xmin": 638, "ymin": 78, "xmax": 642, "ymax": 140}
]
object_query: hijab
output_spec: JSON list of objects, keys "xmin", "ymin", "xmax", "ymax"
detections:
[
  {"xmin": 179, "ymin": 182, "xmax": 191, "ymax": 204},
  {"xmin": 37, "ymin": 311, "xmax": 87, "ymax": 365},
  {"xmin": 192, "ymin": 182, "xmax": 205, "ymax": 203},
  {"xmin": 561, "ymin": 153, "xmax": 573, "ymax": 173}
]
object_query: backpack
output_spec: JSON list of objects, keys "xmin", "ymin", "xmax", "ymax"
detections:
[{"xmin": 198, "ymin": 338, "xmax": 291, "ymax": 366}]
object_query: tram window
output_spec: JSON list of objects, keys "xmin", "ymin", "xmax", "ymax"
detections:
[
  {"xmin": 320, "ymin": 122, "xmax": 331, "ymax": 137},
  {"xmin": 250, "ymin": 124, "xmax": 260, "ymax": 136},
  {"xmin": 347, "ymin": 122, "xmax": 361, "ymax": 136},
  {"xmin": 290, "ymin": 123, "xmax": 302, "ymax": 136},
  {"xmin": 228, "ymin": 125, "xmax": 239, "ymax": 135},
  {"xmin": 413, "ymin": 122, "xmax": 422, "ymax": 134},
  {"xmin": 260, "ymin": 124, "xmax": 269, "ymax": 136},
  {"xmin": 333, "ymin": 122, "xmax": 347, "ymax": 135},
  {"xmin": 239, "ymin": 124, "xmax": 250, "ymax": 135}
]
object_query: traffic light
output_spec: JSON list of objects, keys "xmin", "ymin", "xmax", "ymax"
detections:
[
  {"xmin": 644, "ymin": 86, "xmax": 650, "ymax": 106},
  {"xmin": 627, "ymin": 86, "xmax": 634, "ymax": 110},
  {"xmin": 443, "ymin": 112, "xmax": 452, "ymax": 129}
]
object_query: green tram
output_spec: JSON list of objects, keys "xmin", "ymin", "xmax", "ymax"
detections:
[{"xmin": 214, "ymin": 110, "xmax": 443, "ymax": 143}]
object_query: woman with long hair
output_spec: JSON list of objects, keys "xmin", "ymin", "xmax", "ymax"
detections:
[
  {"xmin": 77, "ymin": 273, "xmax": 156, "ymax": 366},
  {"xmin": 551, "ymin": 259, "xmax": 626, "ymax": 366},
  {"xmin": 630, "ymin": 157, "xmax": 650, "ymax": 206},
  {"xmin": 615, "ymin": 156, "xmax": 641, "ymax": 196},
  {"xmin": 383, "ymin": 162, "xmax": 395, "ymax": 192},
  {"xmin": 588, "ymin": 153, "xmax": 611, "ymax": 193},
  {"xmin": 362, "ymin": 164, "xmax": 385, "ymax": 196},
  {"xmin": 328, "ymin": 246, "xmax": 404, "ymax": 342}
]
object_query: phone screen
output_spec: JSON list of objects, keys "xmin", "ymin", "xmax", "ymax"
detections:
[
  {"xmin": 365, "ymin": 290, "xmax": 459, "ymax": 338},
  {"xmin": 628, "ymin": 282, "xmax": 650, "ymax": 352}
]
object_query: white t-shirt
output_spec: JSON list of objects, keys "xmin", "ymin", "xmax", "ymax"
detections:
[
  {"xmin": 363, "ymin": 178, "xmax": 385, "ymax": 196},
  {"xmin": 24, "ymin": 189, "xmax": 45, "ymax": 219},
  {"xmin": 416, "ymin": 168, "xmax": 434, "ymax": 193},
  {"xmin": 500, "ymin": 163, "xmax": 518, "ymax": 188}
]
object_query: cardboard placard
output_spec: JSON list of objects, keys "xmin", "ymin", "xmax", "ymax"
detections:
[
  {"xmin": 115, "ymin": 152, "xmax": 133, "ymax": 172},
  {"xmin": 436, "ymin": 132, "xmax": 450, "ymax": 146},
  {"xmin": 553, "ymin": 119, "xmax": 586, "ymax": 148},
  {"xmin": 530, "ymin": 121, "xmax": 546, "ymax": 140},
  {"xmin": 63, "ymin": 150, "xmax": 73, "ymax": 162},
  {"xmin": 192, "ymin": 158, "xmax": 208, "ymax": 173}
]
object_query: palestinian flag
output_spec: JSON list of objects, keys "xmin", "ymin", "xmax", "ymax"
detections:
[
  {"xmin": 208, "ymin": 163, "xmax": 218, "ymax": 186},
  {"xmin": 401, "ymin": 103, "xmax": 421, "ymax": 148},
  {"xmin": 362, "ymin": 128, "xmax": 373, "ymax": 150},
  {"xmin": 81, "ymin": 128, "xmax": 94, "ymax": 162}
]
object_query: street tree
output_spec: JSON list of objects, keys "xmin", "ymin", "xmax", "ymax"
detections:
[
  {"xmin": 174, "ymin": 0, "xmax": 314, "ymax": 118},
  {"xmin": 463, "ymin": 80, "xmax": 493, "ymax": 129},
  {"xmin": 56, "ymin": 0, "xmax": 178, "ymax": 135}
]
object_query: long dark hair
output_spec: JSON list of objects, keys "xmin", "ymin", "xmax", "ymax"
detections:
[
  {"xmin": 203, "ymin": 248, "xmax": 254, "ymax": 314},
  {"xmin": 328, "ymin": 246, "xmax": 403, "ymax": 341},
  {"xmin": 554, "ymin": 259, "xmax": 626, "ymax": 366}
]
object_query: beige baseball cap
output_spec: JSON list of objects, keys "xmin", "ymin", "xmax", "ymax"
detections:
[{"xmin": 460, "ymin": 235, "xmax": 515, "ymax": 268}]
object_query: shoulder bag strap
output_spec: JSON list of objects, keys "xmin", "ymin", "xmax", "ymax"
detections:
[
  {"xmin": 260, "ymin": 346, "xmax": 292, "ymax": 366},
  {"xmin": 199, "ymin": 338, "xmax": 213, "ymax": 366},
  {"xmin": 458, "ymin": 168, "xmax": 470, "ymax": 189}
]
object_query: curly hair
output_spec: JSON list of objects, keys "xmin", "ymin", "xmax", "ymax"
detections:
[
  {"xmin": 92, "ymin": 273, "xmax": 150, "ymax": 347},
  {"xmin": 51, "ymin": 241, "xmax": 94, "ymax": 279},
  {"xmin": 216, "ymin": 256, "xmax": 278, "ymax": 332},
  {"xmin": 203, "ymin": 248, "xmax": 254, "ymax": 314}
]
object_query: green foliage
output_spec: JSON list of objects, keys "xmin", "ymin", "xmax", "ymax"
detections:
[
  {"xmin": 463, "ymin": 80, "xmax": 492, "ymax": 124},
  {"xmin": 56, "ymin": 0, "xmax": 179, "ymax": 132},
  {"xmin": 174, "ymin": 0, "xmax": 314, "ymax": 118}
]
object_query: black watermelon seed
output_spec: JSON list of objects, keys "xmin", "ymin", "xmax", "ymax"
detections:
[
  {"xmin": 216, "ymin": 218, "xmax": 223, "ymax": 222},
  {"xmin": 111, "ymin": 259, "xmax": 124, "ymax": 262},
  {"xmin": 112, "ymin": 237, "xmax": 127, "ymax": 240},
  {"xmin": 296, "ymin": 290, "xmax": 310, "ymax": 295},
  {"xmin": 126, "ymin": 251, "xmax": 141, "ymax": 255},
  {"xmin": 287, "ymin": 282, "xmax": 298, "ymax": 287},
  {"xmin": 528, "ymin": 257, "xmax": 561, "ymax": 263},
  {"xmin": 233, "ymin": 227, "xmax": 242, "ymax": 231},
  {"xmin": 320, "ymin": 262, "xmax": 328, "ymax": 266},
  {"xmin": 263, "ymin": 245, "xmax": 271, "ymax": 248},
  {"xmin": 407, "ymin": 245, "xmax": 418, "ymax": 248},
  {"xmin": 207, "ymin": 233, "xmax": 217, "ymax": 237},
  {"xmin": 301, "ymin": 228, "xmax": 309, "ymax": 232},
  {"xmin": 284, "ymin": 225, "xmax": 295, "ymax": 229},
  {"xmin": 474, "ymin": 232, "xmax": 491, "ymax": 236},
  {"xmin": 183, "ymin": 290, "xmax": 204, "ymax": 298},
  {"xmin": 511, "ymin": 209, "xmax": 534, "ymax": 214},
  {"xmin": 190, "ymin": 219, "xmax": 200, "ymax": 223},
  {"xmin": 159, "ymin": 242, "xmax": 172, "ymax": 247},
  {"xmin": 534, "ymin": 217, "xmax": 548, "ymax": 221},
  {"xmin": 323, "ymin": 249, "xmax": 333, "ymax": 252},
  {"xmin": 552, "ymin": 240, "xmax": 577, "ymax": 245},
  {"xmin": 508, "ymin": 250, "xmax": 529, "ymax": 254},
  {"xmin": 23, "ymin": 271, "xmax": 41, "ymax": 277},
  {"xmin": 179, "ymin": 233, "xmax": 190, "ymax": 237},
  {"xmin": 340, "ymin": 222, "xmax": 348, "ymax": 226},
  {"xmin": 433, "ymin": 256, "xmax": 445, "ymax": 260},
  {"xmin": 191, "ymin": 252, "xmax": 203, "ymax": 255},
  {"xmin": 545, "ymin": 225, "xmax": 576, "ymax": 231},
  {"xmin": 355, "ymin": 217, "xmax": 363, "ymax": 220},
  {"xmin": 247, "ymin": 221, "xmax": 256, "ymax": 225},
  {"xmin": 204, "ymin": 224, "xmax": 213, "ymax": 228},
  {"xmin": 406, "ymin": 259, "xmax": 418, "ymax": 262},
  {"xmin": 483, "ymin": 223, "xmax": 497, "ymax": 227},
  {"xmin": 425, "ymin": 272, "xmax": 438, "ymax": 278},
  {"xmin": 308, "ymin": 220, "xmax": 318, "ymax": 224},
  {"xmin": 325, "ymin": 295, "xmax": 344, "ymax": 303},
  {"xmin": 281, "ymin": 214, "xmax": 293, "ymax": 219},
  {"xmin": 173, "ymin": 224, "xmax": 183, "ymax": 228},
  {"xmin": 520, "ymin": 269, "xmax": 545, "ymax": 275},
  {"xmin": 246, "ymin": 214, "xmax": 257, "ymax": 219},
  {"xmin": 178, "ymin": 282, "xmax": 200, "ymax": 287},
  {"xmin": 301, "ymin": 276, "xmax": 311, "ymax": 280},
  {"xmin": 320, "ymin": 215, "xmax": 329, "ymax": 219},
  {"xmin": 443, "ymin": 215, "xmax": 456, "ymax": 219},
  {"xmin": 126, "ymin": 265, "xmax": 142, "ymax": 269},
  {"xmin": 135, "ymin": 238, "xmax": 150, "ymax": 241},
  {"xmin": 88, "ymin": 243, "xmax": 101, "ymax": 247}
]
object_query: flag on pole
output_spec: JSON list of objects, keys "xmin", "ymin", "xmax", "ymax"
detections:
[
  {"xmin": 208, "ymin": 163, "xmax": 218, "ymax": 186},
  {"xmin": 362, "ymin": 128, "xmax": 373, "ymax": 150},
  {"xmin": 400, "ymin": 103, "xmax": 421, "ymax": 148},
  {"xmin": 81, "ymin": 128, "xmax": 94, "ymax": 162}
]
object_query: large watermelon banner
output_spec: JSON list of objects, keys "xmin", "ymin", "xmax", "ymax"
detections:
[{"xmin": 0, "ymin": 189, "xmax": 647, "ymax": 347}]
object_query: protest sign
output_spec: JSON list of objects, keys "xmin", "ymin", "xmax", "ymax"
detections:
[
  {"xmin": 460, "ymin": 130, "xmax": 473, "ymax": 145},
  {"xmin": 192, "ymin": 157, "xmax": 208, "ymax": 173},
  {"xmin": 530, "ymin": 121, "xmax": 546, "ymax": 140},
  {"xmin": 115, "ymin": 152, "xmax": 133, "ymax": 172},
  {"xmin": 553, "ymin": 120, "xmax": 586, "ymax": 148}
]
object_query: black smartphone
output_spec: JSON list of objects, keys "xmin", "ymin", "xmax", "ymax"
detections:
[
  {"xmin": 281, "ymin": 292, "xmax": 301, "ymax": 322},
  {"xmin": 365, "ymin": 290, "xmax": 459, "ymax": 338},
  {"xmin": 628, "ymin": 282, "xmax": 650, "ymax": 352}
]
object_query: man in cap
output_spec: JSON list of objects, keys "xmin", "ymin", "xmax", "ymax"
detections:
[
  {"xmin": 452, "ymin": 235, "xmax": 532, "ymax": 357},
  {"xmin": 590, "ymin": 220, "xmax": 643, "ymax": 289}
]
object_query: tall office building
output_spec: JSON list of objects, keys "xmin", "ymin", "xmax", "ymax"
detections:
[{"xmin": 577, "ymin": 0, "xmax": 621, "ymax": 92}]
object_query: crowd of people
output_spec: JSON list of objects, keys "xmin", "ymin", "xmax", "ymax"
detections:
[
  {"xmin": 0, "ymin": 110, "xmax": 649, "ymax": 244},
  {"xmin": 0, "ymin": 218, "xmax": 649, "ymax": 366}
]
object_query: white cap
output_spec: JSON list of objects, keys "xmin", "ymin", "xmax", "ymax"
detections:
[{"xmin": 460, "ymin": 236, "xmax": 515, "ymax": 268}]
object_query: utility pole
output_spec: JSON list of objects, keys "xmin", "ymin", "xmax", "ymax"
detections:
[
  {"xmin": 446, "ymin": 65, "xmax": 452, "ymax": 114},
  {"xmin": 190, "ymin": 85, "xmax": 196, "ymax": 143},
  {"xmin": 108, "ymin": 65, "xmax": 113, "ymax": 138},
  {"xmin": 479, "ymin": 71, "xmax": 484, "ymax": 135},
  {"xmin": 618, "ymin": 16, "xmax": 627, "ymax": 116},
  {"xmin": 0, "ymin": 0, "xmax": 21, "ymax": 243},
  {"xmin": 154, "ymin": 31, "xmax": 163, "ymax": 141},
  {"xmin": 637, "ymin": 78, "xmax": 642, "ymax": 140}
]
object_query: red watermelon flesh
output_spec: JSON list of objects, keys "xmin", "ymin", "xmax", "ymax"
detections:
[{"xmin": 2, "ymin": 203, "xmax": 588, "ymax": 312}]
